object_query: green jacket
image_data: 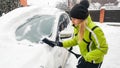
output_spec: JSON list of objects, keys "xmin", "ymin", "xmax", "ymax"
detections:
[{"xmin": 62, "ymin": 15, "xmax": 108, "ymax": 63}]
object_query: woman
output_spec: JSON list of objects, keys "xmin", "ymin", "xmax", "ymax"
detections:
[{"xmin": 42, "ymin": 0, "xmax": 108, "ymax": 68}]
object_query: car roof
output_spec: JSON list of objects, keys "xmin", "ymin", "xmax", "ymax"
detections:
[
  {"xmin": 0, "ymin": 6, "xmax": 66, "ymax": 23},
  {"xmin": 0, "ymin": 6, "xmax": 67, "ymax": 43},
  {"xmin": 38, "ymin": 7, "xmax": 65, "ymax": 15}
]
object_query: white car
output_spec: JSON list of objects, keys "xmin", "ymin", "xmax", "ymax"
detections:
[{"xmin": 0, "ymin": 6, "xmax": 73, "ymax": 68}]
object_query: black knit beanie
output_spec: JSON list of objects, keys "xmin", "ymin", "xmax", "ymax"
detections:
[{"xmin": 70, "ymin": 0, "xmax": 89, "ymax": 20}]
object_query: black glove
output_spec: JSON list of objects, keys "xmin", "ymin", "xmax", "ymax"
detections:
[{"xmin": 42, "ymin": 38, "xmax": 63, "ymax": 47}]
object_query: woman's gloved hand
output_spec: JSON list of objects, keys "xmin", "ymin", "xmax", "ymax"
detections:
[{"xmin": 42, "ymin": 38, "xmax": 63, "ymax": 47}]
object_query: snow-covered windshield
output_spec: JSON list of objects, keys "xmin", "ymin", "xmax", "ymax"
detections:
[{"xmin": 15, "ymin": 15, "xmax": 55, "ymax": 43}]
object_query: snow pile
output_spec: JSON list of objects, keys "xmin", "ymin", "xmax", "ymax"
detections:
[
  {"xmin": 27, "ymin": 0, "xmax": 67, "ymax": 7},
  {"xmin": 0, "ymin": 6, "xmax": 70, "ymax": 68},
  {"xmin": 27, "ymin": 0, "xmax": 69, "ymax": 11}
]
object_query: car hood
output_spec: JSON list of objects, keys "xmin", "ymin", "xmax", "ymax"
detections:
[{"xmin": 0, "ymin": 41, "xmax": 56, "ymax": 68}]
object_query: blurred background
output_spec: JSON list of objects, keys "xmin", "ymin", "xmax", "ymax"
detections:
[{"xmin": 0, "ymin": 0, "xmax": 120, "ymax": 22}]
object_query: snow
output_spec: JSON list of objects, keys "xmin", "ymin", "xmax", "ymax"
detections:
[
  {"xmin": 27, "ymin": 0, "xmax": 68, "ymax": 7},
  {"xmin": 1, "ymin": 12, "xmax": 120, "ymax": 67},
  {"xmin": 27, "ymin": 0, "xmax": 71, "ymax": 11},
  {"xmin": 0, "ymin": 41, "xmax": 68, "ymax": 68},
  {"xmin": 0, "ymin": 6, "xmax": 70, "ymax": 68},
  {"xmin": 1, "ymin": 4, "xmax": 120, "ymax": 68}
]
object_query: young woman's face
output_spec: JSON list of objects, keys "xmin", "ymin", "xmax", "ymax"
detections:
[{"xmin": 71, "ymin": 18, "xmax": 84, "ymax": 26}]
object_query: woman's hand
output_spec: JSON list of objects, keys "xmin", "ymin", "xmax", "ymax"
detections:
[{"xmin": 42, "ymin": 38, "xmax": 63, "ymax": 47}]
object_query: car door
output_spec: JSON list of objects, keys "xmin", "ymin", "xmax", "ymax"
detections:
[{"xmin": 53, "ymin": 13, "xmax": 71, "ymax": 68}]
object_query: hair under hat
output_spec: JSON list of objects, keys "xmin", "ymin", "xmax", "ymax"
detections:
[{"xmin": 70, "ymin": 0, "xmax": 90, "ymax": 20}]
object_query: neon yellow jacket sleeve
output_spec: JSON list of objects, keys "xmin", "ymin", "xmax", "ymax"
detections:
[{"xmin": 62, "ymin": 36, "xmax": 77, "ymax": 48}]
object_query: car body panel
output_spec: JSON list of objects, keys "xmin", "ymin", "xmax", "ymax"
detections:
[{"xmin": 0, "ymin": 6, "xmax": 71, "ymax": 68}]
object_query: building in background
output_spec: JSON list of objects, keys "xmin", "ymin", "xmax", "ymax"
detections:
[
  {"xmin": 89, "ymin": 0, "xmax": 120, "ymax": 9},
  {"xmin": 91, "ymin": 0, "xmax": 117, "ymax": 6},
  {"xmin": 20, "ymin": 0, "xmax": 27, "ymax": 6}
]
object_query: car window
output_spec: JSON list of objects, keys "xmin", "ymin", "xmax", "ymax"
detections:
[
  {"xmin": 55, "ymin": 14, "xmax": 70, "ymax": 42},
  {"xmin": 15, "ymin": 15, "xmax": 55, "ymax": 43},
  {"xmin": 59, "ymin": 14, "xmax": 70, "ymax": 32}
]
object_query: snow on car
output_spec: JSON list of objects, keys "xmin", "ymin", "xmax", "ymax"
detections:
[{"xmin": 0, "ymin": 6, "xmax": 73, "ymax": 68}]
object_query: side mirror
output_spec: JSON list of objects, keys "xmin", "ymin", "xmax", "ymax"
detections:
[
  {"xmin": 59, "ymin": 21, "xmax": 73, "ymax": 39},
  {"xmin": 60, "ymin": 32, "xmax": 73, "ymax": 39},
  {"xmin": 59, "ymin": 24, "xmax": 73, "ymax": 39}
]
